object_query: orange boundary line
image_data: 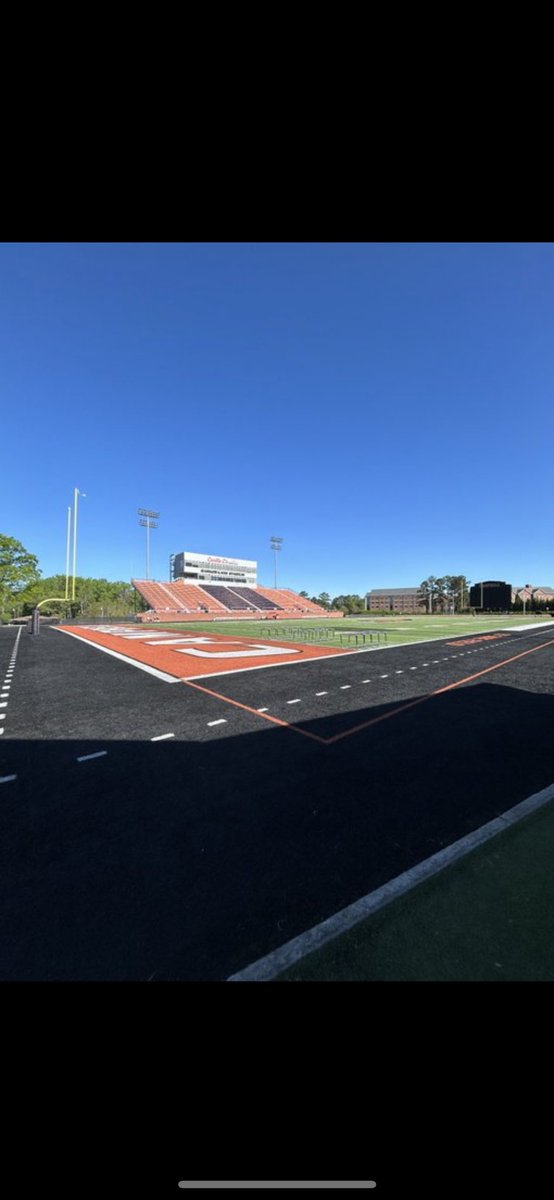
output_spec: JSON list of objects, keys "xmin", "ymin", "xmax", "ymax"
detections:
[
  {"xmin": 184, "ymin": 680, "xmax": 327, "ymax": 744},
  {"xmin": 187, "ymin": 636, "xmax": 554, "ymax": 747},
  {"xmin": 324, "ymin": 636, "xmax": 554, "ymax": 744}
]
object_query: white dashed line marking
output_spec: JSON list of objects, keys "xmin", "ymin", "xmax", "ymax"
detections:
[
  {"xmin": 409, "ymin": 666, "xmax": 417, "ymax": 670},
  {"xmin": 380, "ymin": 674, "xmax": 389, "ymax": 678},
  {"xmin": 151, "ymin": 732, "xmax": 175, "ymax": 741},
  {"xmin": 77, "ymin": 751, "xmax": 108, "ymax": 762},
  {"xmin": 257, "ymin": 707, "xmax": 269, "ymax": 712},
  {"xmin": 287, "ymin": 699, "xmax": 301, "ymax": 705},
  {"xmin": 0, "ymin": 775, "xmax": 17, "ymax": 783},
  {"xmin": 315, "ymin": 691, "xmax": 328, "ymax": 696},
  {"xmin": 395, "ymin": 670, "xmax": 404, "ymax": 674},
  {"xmin": 362, "ymin": 680, "xmax": 371, "ymax": 684},
  {"xmin": 207, "ymin": 719, "xmax": 227, "ymax": 726},
  {"xmin": 340, "ymin": 685, "xmax": 351, "ymax": 690},
  {"xmin": 0, "ymin": 703, "xmax": 7, "ymax": 709}
]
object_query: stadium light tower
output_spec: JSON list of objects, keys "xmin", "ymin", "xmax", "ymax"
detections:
[
  {"xmin": 270, "ymin": 536, "xmax": 283, "ymax": 589},
  {"xmin": 72, "ymin": 488, "xmax": 86, "ymax": 601},
  {"xmin": 138, "ymin": 508, "xmax": 160, "ymax": 580}
]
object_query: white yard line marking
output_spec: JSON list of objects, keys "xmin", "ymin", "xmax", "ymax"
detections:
[
  {"xmin": 0, "ymin": 775, "xmax": 17, "ymax": 783},
  {"xmin": 287, "ymin": 699, "xmax": 301, "ymax": 704},
  {"xmin": 207, "ymin": 719, "xmax": 227, "ymax": 726},
  {"xmin": 150, "ymin": 732, "xmax": 175, "ymax": 741},
  {"xmin": 54, "ymin": 628, "xmax": 179, "ymax": 682},
  {"xmin": 77, "ymin": 751, "xmax": 108, "ymax": 762},
  {"xmin": 229, "ymin": 779, "xmax": 554, "ymax": 981}
]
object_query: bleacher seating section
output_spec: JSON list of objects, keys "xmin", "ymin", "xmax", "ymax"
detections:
[
  {"xmin": 200, "ymin": 585, "xmax": 253, "ymax": 612},
  {"xmin": 228, "ymin": 586, "xmax": 281, "ymax": 611},
  {"xmin": 132, "ymin": 580, "xmax": 343, "ymax": 621}
]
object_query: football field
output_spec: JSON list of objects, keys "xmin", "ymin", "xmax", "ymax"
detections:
[{"xmin": 1, "ymin": 617, "xmax": 553, "ymax": 979}]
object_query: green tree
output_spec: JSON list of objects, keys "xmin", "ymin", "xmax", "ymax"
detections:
[
  {"xmin": 317, "ymin": 592, "xmax": 331, "ymax": 610},
  {"xmin": 443, "ymin": 575, "xmax": 471, "ymax": 612},
  {"xmin": 17, "ymin": 575, "xmax": 148, "ymax": 617},
  {"xmin": 332, "ymin": 593, "xmax": 364, "ymax": 614},
  {"xmin": 418, "ymin": 576, "xmax": 441, "ymax": 613},
  {"xmin": 0, "ymin": 534, "xmax": 41, "ymax": 617}
]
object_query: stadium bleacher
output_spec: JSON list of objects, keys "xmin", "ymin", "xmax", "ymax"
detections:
[
  {"xmin": 200, "ymin": 585, "xmax": 251, "ymax": 612},
  {"xmin": 228, "ymin": 586, "xmax": 281, "ymax": 611},
  {"xmin": 132, "ymin": 580, "xmax": 341, "ymax": 621}
]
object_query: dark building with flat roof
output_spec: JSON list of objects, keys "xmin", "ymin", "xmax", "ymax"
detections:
[{"xmin": 469, "ymin": 580, "xmax": 511, "ymax": 611}]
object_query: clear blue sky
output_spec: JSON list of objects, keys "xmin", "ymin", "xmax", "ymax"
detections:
[{"xmin": 2, "ymin": 242, "xmax": 552, "ymax": 596}]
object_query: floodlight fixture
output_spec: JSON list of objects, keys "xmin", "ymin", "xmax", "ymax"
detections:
[{"xmin": 138, "ymin": 508, "xmax": 160, "ymax": 579}]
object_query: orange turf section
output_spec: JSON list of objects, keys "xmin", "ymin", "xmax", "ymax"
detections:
[{"xmin": 58, "ymin": 625, "xmax": 348, "ymax": 680}]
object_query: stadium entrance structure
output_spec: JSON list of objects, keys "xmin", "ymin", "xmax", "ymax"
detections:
[{"xmin": 131, "ymin": 579, "xmax": 343, "ymax": 622}]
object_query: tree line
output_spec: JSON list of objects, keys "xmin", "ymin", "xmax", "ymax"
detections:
[
  {"xmin": 299, "ymin": 577, "xmax": 472, "ymax": 614},
  {"xmin": 417, "ymin": 575, "xmax": 471, "ymax": 613},
  {"xmin": 0, "ymin": 534, "xmax": 147, "ymax": 619}
]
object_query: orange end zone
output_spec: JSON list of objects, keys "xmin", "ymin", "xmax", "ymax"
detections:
[{"xmin": 56, "ymin": 624, "xmax": 348, "ymax": 680}]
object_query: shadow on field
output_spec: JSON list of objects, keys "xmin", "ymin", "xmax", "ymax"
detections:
[{"xmin": 0, "ymin": 681, "xmax": 553, "ymax": 981}]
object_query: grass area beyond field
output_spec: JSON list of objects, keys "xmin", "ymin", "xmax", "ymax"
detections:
[
  {"xmin": 148, "ymin": 613, "xmax": 552, "ymax": 649},
  {"xmin": 275, "ymin": 798, "xmax": 554, "ymax": 981}
]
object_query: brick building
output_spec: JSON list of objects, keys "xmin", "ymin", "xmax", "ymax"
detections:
[{"xmin": 366, "ymin": 587, "xmax": 425, "ymax": 613}]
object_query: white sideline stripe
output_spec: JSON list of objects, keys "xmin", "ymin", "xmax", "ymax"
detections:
[
  {"xmin": 53, "ymin": 628, "xmax": 179, "ymax": 682},
  {"xmin": 228, "ymin": 780, "xmax": 554, "ymax": 981},
  {"xmin": 52, "ymin": 620, "xmax": 554, "ymax": 690},
  {"xmin": 151, "ymin": 733, "xmax": 175, "ymax": 741},
  {"xmin": 502, "ymin": 620, "xmax": 554, "ymax": 632},
  {"xmin": 185, "ymin": 622, "xmax": 554, "ymax": 681},
  {"xmin": 0, "ymin": 775, "xmax": 17, "ymax": 783},
  {"xmin": 77, "ymin": 751, "xmax": 107, "ymax": 762},
  {"xmin": 207, "ymin": 719, "xmax": 227, "ymax": 726}
]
